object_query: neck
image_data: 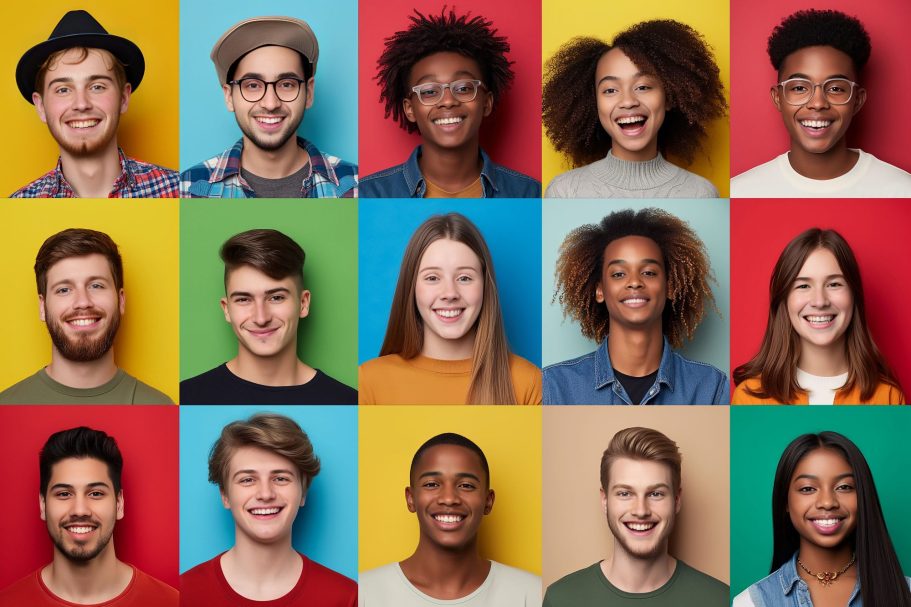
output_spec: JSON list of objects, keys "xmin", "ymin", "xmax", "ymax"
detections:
[
  {"xmin": 46, "ymin": 349, "xmax": 118, "ymax": 389},
  {"xmin": 420, "ymin": 327, "xmax": 476, "ymax": 360},
  {"xmin": 240, "ymin": 136, "xmax": 308, "ymax": 179},
  {"xmin": 58, "ymin": 142, "xmax": 122, "ymax": 198},
  {"xmin": 797, "ymin": 540, "xmax": 855, "ymax": 577},
  {"xmin": 607, "ymin": 323, "xmax": 664, "ymax": 376},
  {"xmin": 220, "ymin": 538, "xmax": 302, "ymax": 600},
  {"xmin": 610, "ymin": 142, "xmax": 660, "ymax": 163},
  {"xmin": 400, "ymin": 537, "xmax": 489, "ymax": 599},
  {"xmin": 601, "ymin": 547, "xmax": 676, "ymax": 593},
  {"xmin": 797, "ymin": 339, "xmax": 849, "ymax": 376},
  {"xmin": 228, "ymin": 346, "xmax": 314, "ymax": 386},
  {"xmin": 418, "ymin": 141, "xmax": 482, "ymax": 191},
  {"xmin": 43, "ymin": 545, "xmax": 130, "ymax": 604},
  {"xmin": 787, "ymin": 143, "xmax": 858, "ymax": 180}
]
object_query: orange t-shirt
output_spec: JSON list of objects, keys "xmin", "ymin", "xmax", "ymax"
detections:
[{"xmin": 732, "ymin": 376, "xmax": 905, "ymax": 405}]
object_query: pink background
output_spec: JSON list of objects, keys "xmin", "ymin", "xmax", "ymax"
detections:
[
  {"xmin": 730, "ymin": 0, "xmax": 911, "ymax": 177},
  {"xmin": 358, "ymin": 0, "xmax": 542, "ymax": 179}
]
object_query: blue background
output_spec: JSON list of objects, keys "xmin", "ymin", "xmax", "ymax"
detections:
[
  {"xmin": 179, "ymin": 0, "xmax": 358, "ymax": 169},
  {"xmin": 358, "ymin": 198, "xmax": 542, "ymax": 365},
  {"xmin": 179, "ymin": 405, "xmax": 357, "ymax": 579}
]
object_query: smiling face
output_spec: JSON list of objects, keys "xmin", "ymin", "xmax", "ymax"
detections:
[
  {"xmin": 596, "ymin": 235, "xmax": 667, "ymax": 333},
  {"xmin": 788, "ymin": 447, "xmax": 857, "ymax": 550},
  {"xmin": 595, "ymin": 48, "xmax": 666, "ymax": 162},
  {"xmin": 786, "ymin": 247, "xmax": 854, "ymax": 354}
]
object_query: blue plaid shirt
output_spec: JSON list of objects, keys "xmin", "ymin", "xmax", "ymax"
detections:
[
  {"xmin": 180, "ymin": 137, "xmax": 357, "ymax": 198},
  {"xmin": 10, "ymin": 149, "xmax": 178, "ymax": 198}
]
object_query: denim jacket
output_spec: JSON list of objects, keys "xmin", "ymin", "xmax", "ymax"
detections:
[
  {"xmin": 543, "ymin": 336, "xmax": 729, "ymax": 405},
  {"xmin": 359, "ymin": 146, "xmax": 541, "ymax": 198}
]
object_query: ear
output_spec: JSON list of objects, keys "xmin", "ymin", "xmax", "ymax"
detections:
[
  {"xmin": 482, "ymin": 90, "xmax": 493, "ymax": 117},
  {"xmin": 595, "ymin": 282, "xmax": 605, "ymax": 304},
  {"xmin": 33, "ymin": 93, "xmax": 48, "ymax": 123},
  {"xmin": 221, "ymin": 491, "xmax": 231, "ymax": 510},
  {"xmin": 300, "ymin": 484, "xmax": 307, "ymax": 508},
  {"xmin": 483, "ymin": 488, "xmax": 495, "ymax": 515},
  {"xmin": 405, "ymin": 486, "xmax": 415, "ymax": 513},
  {"xmin": 403, "ymin": 97, "xmax": 417, "ymax": 124},
  {"xmin": 40, "ymin": 493, "xmax": 46, "ymax": 521},
  {"xmin": 304, "ymin": 77, "xmax": 315, "ymax": 110},
  {"xmin": 116, "ymin": 490, "xmax": 125, "ymax": 520},
  {"xmin": 770, "ymin": 85, "xmax": 783, "ymax": 112},
  {"xmin": 299, "ymin": 289, "xmax": 311, "ymax": 319},
  {"xmin": 224, "ymin": 83, "xmax": 235, "ymax": 113},
  {"xmin": 118, "ymin": 288, "xmax": 125, "ymax": 316},
  {"xmin": 674, "ymin": 486, "xmax": 682, "ymax": 515},
  {"xmin": 119, "ymin": 83, "xmax": 132, "ymax": 114},
  {"xmin": 600, "ymin": 487, "xmax": 607, "ymax": 515},
  {"xmin": 852, "ymin": 87, "xmax": 866, "ymax": 115},
  {"xmin": 221, "ymin": 297, "xmax": 230, "ymax": 322},
  {"xmin": 39, "ymin": 294, "xmax": 47, "ymax": 322}
]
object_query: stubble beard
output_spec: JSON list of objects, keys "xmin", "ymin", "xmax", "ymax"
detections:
[
  {"xmin": 238, "ymin": 107, "xmax": 305, "ymax": 153},
  {"xmin": 48, "ymin": 114, "xmax": 120, "ymax": 158},
  {"xmin": 49, "ymin": 521, "xmax": 114, "ymax": 562},
  {"xmin": 607, "ymin": 516, "xmax": 674, "ymax": 561},
  {"xmin": 46, "ymin": 310, "xmax": 120, "ymax": 362}
]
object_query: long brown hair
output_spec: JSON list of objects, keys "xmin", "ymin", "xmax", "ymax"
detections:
[
  {"xmin": 379, "ymin": 213, "xmax": 516, "ymax": 404},
  {"xmin": 733, "ymin": 228, "xmax": 901, "ymax": 403}
]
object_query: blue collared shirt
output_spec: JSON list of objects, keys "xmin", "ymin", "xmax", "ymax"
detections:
[
  {"xmin": 543, "ymin": 337, "xmax": 729, "ymax": 405},
  {"xmin": 359, "ymin": 145, "xmax": 540, "ymax": 198}
]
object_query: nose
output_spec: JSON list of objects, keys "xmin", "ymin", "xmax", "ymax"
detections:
[
  {"xmin": 72, "ymin": 286, "xmax": 93, "ymax": 309},
  {"xmin": 816, "ymin": 487, "xmax": 839, "ymax": 509},
  {"xmin": 618, "ymin": 86, "xmax": 640, "ymax": 109},
  {"xmin": 631, "ymin": 495, "xmax": 651, "ymax": 517},
  {"xmin": 810, "ymin": 286, "xmax": 830, "ymax": 308},
  {"xmin": 252, "ymin": 300, "xmax": 271, "ymax": 325},
  {"xmin": 436, "ymin": 85, "xmax": 460, "ymax": 108},
  {"xmin": 805, "ymin": 83, "xmax": 830, "ymax": 110},
  {"xmin": 256, "ymin": 481, "xmax": 276, "ymax": 501},
  {"xmin": 438, "ymin": 482, "xmax": 461, "ymax": 505},
  {"xmin": 258, "ymin": 82, "xmax": 282, "ymax": 111},
  {"xmin": 440, "ymin": 277, "xmax": 461, "ymax": 301},
  {"xmin": 71, "ymin": 493, "xmax": 92, "ymax": 517}
]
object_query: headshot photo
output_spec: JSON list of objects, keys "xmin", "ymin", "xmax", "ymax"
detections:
[
  {"xmin": 542, "ymin": 0, "xmax": 730, "ymax": 197},
  {"xmin": 358, "ymin": 0, "xmax": 541, "ymax": 198},
  {"xmin": 359, "ymin": 405, "xmax": 541, "ymax": 605},
  {"xmin": 179, "ymin": 0, "xmax": 357, "ymax": 198},
  {"xmin": 0, "ymin": 200, "xmax": 178, "ymax": 404},
  {"xmin": 1, "ymin": 2, "xmax": 179, "ymax": 197}
]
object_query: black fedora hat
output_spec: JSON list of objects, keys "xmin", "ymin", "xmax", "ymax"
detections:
[{"xmin": 16, "ymin": 9, "xmax": 145, "ymax": 103}]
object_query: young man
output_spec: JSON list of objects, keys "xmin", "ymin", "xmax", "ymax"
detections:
[
  {"xmin": 544, "ymin": 427, "xmax": 728, "ymax": 606},
  {"xmin": 359, "ymin": 9, "xmax": 540, "ymax": 198},
  {"xmin": 0, "ymin": 427, "xmax": 178, "ymax": 605},
  {"xmin": 12, "ymin": 10, "xmax": 178, "ymax": 198},
  {"xmin": 180, "ymin": 413, "xmax": 356, "ymax": 605},
  {"xmin": 731, "ymin": 9, "xmax": 911, "ymax": 197},
  {"xmin": 544, "ymin": 208, "xmax": 728, "ymax": 405},
  {"xmin": 359, "ymin": 433, "xmax": 541, "ymax": 606},
  {"xmin": 0, "ymin": 228, "xmax": 172, "ymax": 404},
  {"xmin": 180, "ymin": 229, "xmax": 356, "ymax": 404},
  {"xmin": 180, "ymin": 16, "xmax": 357, "ymax": 198}
]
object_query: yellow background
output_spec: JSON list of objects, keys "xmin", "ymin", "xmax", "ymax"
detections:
[
  {"xmin": 0, "ymin": 1, "xmax": 179, "ymax": 195},
  {"xmin": 359, "ymin": 406, "xmax": 542, "ymax": 574},
  {"xmin": 542, "ymin": 0, "xmax": 731, "ymax": 196},
  {"xmin": 0, "ymin": 200, "xmax": 179, "ymax": 402}
]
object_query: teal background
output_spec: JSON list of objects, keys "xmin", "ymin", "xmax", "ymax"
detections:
[
  {"xmin": 179, "ymin": 199, "xmax": 357, "ymax": 389},
  {"xmin": 541, "ymin": 199, "xmax": 729, "ymax": 372},
  {"xmin": 179, "ymin": 0, "xmax": 358, "ymax": 169},
  {"xmin": 179, "ymin": 405, "xmax": 357, "ymax": 578},
  {"xmin": 730, "ymin": 407, "xmax": 911, "ymax": 597}
]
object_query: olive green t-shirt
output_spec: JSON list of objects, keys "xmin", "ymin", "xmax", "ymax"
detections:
[
  {"xmin": 543, "ymin": 560, "xmax": 728, "ymax": 607},
  {"xmin": 0, "ymin": 368, "xmax": 173, "ymax": 404}
]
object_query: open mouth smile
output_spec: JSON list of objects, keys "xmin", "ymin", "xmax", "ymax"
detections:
[
  {"xmin": 254, "ymin": 115, "xmax": 286, "ymax": 131},
  {"xmin": 66, "ymin": 119, "xmax": 100, "ymax": 129},
  {"xmin": 809, "ymin": 516, "xmax": 845, "ymax": 534},
  {"xmin": 804, "ymin": 314, "xmax": 835, "ymax": 329},
  {"xmin": 248, "ymin": 506, "xmax": 284, "ymax": 519},
  {"xmin": 615, "ymin": 115, "xmax": 647, "ymax": 136},
  {"xmin": 620, "ymin": 296, "xmax": 649, "ymax": 308},
  {"xmin": 432, "ymin": 513, "xmax": 466, "ymax": 529},
  {"xmin": 66, "ymin": 316, "xmax": 102, "ymax": 329},
  {"xmin": 433, "ymin": 308, "xmax": 464, "ymax": 322},
  {"xmin": 623, "ymin": 521, "xmax": 657, "ymax": 535},
  {"xmin": 64, "ymin": 523, "xmax": 98, "ymax": 538}
]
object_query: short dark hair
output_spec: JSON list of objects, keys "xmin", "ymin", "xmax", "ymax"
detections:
[
  {"xmin": 410, "ymin": 432, "xmax": 490, "ymax": 487},
  {"xmin": 767, "ymin": 9, "xmax": 871, "ymax": 74},
  {"xmin": 39, "ymin": 427, "xmax": 124, "ymax": 496},
  {"xmin": 35, "ymin": 228, "xmax": 124, "ymax": 296},
  {"xmin": 220, "ymin": 229, "xmax": 305, "ymax": 288},
  {"xmin": 226, "ymin": 48, "xmax": 313, "ymax": 83}
]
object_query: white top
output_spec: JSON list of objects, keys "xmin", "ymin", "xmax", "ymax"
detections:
[
  {"xmin": 731, "ymin": 589, "xmax": 754, "ymax": 606},
  {"xmin": 731, "ymin": 149, "xmax": 911, "ymax": 197},
  {"xmin": 796, "ymin": 368, "xmax": 848, "ymax": 405},
  {"xmin": 358, "ymin": 561, "xmax": 541, "ymax": 606}
]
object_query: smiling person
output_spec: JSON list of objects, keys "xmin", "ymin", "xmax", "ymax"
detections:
[
  {"xmin": 180, "ymin": 413, "xmax": 356, "ymax": 606},
  {"xmin": 0, "ymin": 229, "xmax": 172, "ymax": 404},
  {"xmin": 732, "ymin": 228, "xmax": 904, "ymax": 405},
  {"xmin": 180, "ymin": 16, "xmax": 357, "ymax": 198},
  {"xmin": 544, "ymin": 208, "xmax": 727, "ymax": 405},
  {"xmin": 358, "ymin": 213, "xmax": 541, "ymax": 405},
  {"xmin": 543, "ymin": 21, "xmax": 725, "ymax": 198},
  {"xmin": 180, "ymin": 229, "xmax": 355, "ymax": 405},
  {"xmin": 0, "ymin": 427, "xmax": 178, "ymax": 605},
  {"xmin": 360, "ymin": 432, "xmax": 540, "ymax": 606},
  {"xmin": 359, "ymin": 9, "xmax": 540, "ymax": 198},
  {"xmin": 733, "ymin": 432, "xmax": 911, "ymax": 606},
  {"xmin": 544, "ymin": 427, "xmax": 727, "ymax": 606},
  {"xmin": 732, "ymin": 9, "xmax": 911, "ymax": 197}
]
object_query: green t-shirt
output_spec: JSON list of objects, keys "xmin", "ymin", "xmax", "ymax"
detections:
[
  {"xmin": 0, "ymin": 368, "xmax": 173, "ymax": 404},
  {"xmin": 544, "ymin": 560, "xmax": 728, "ymax": 607}
]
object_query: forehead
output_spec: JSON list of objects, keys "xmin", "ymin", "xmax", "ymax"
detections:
[
  {"xmin": 48, "ymin": 457, "xmax": 113, "ymax": 488},
  {"xmin": 780, "ymin": 45, "xmax": 857, "ymax": 80},
  {"xmin": 419, "ymin": 238, "xmax": 482, "ymax": 270},
  {"xmin": 596, "ymin": 48, "xmax": 647, "ymax": 81},
  {"xmin": 227, "ymin": 445, "xmax": 298, "ymax": 475},
  {"xmin": 797, "ymin": 247, "xmax": 843, "ymax": 277},
  {"xmin": 603, "ymin": 235, "xmax": 664, "ymax": 266},
  {"xmin": 607, "ymin": 457, "xmax": 673, "ymax": 487},
  {"xmin": 791, "ymin": 447, "xmax": 852, "ymax": 479},
  {"xmin": 235, "ymin": 45, "xmax": 306, "ymax": 78},
  {"xmin": 46, "ymin": 253, "xmax": 115, "ymax": 284},
  {"xmin": 413, "ymin": 444, "xmax": 487, "ymax": 479},
  {"xmin": 226, "ymin": 264, "xmax": 299, "ymax": 293},
  {"xmin": 409, "ymin": 51, "xmax": 482, "ymax": 85},
  {"xmin": 46, "ymin": 48, "xmax": 118, "ymax": 80}
]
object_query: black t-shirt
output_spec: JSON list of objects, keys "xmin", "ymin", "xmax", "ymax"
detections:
[
  {"xmin": 613, "ymin": 368, "xmax": 659, "ymax": 405},
  {"xmin": 180, "ymin": 363, "xmax": 356, "ymax": 405}
]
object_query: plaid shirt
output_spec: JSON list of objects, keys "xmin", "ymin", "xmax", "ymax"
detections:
[
  {"xmin": 10, "ymin": 149, "xmax": 179, "ymax": 198},
  {"xmin": 180, "ymin": 137, "xmax": 358, "ymax": 198}
]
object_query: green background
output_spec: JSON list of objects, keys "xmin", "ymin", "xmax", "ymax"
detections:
[
  {"xmin": 731, "ymin": 407, "xmax": 911, "ymax": 597},
  {"xmin": 179, "ymin": 199, "xmax": 357, "ymax": 391}
]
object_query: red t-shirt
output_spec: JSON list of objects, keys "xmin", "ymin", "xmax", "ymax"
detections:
[
  {"xmin": 180, "ymin": 552, "xmax": 356, "ymax": 607},
  {"xmin": 0, "ymin": 565, "xmax": 178, "ymax": 607}
]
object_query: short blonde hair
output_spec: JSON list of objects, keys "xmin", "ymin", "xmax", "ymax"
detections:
[{"xmin": 600, "ymin": 427, "xmax": 682, "ymax": 491}]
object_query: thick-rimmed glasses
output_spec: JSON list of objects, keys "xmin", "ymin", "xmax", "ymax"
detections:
[
  {"xmin": 228, "ymin": 77, "xmax": 307, "ymax": 103},
  {"xmin": 410, "ymin": 79, "xmax": 485, "ymax": 105},
  {"xmin": 777, "ymin": 78, "xmax": 858, "ymax": 106}
]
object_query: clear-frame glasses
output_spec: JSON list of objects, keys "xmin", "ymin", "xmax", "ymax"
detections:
[
  {"xmin": 410, "ymin": 79, "xmax": 485, "ymax": 105},
  {"xmin": 228, "ymin": 77, "xmax": 307, "ymax": 103},
  {"xmin": 777, "ymin": 78, "xmax": 858, "ymax": 106}
]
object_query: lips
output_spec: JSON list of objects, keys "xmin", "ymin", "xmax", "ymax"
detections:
[
  {"xmin": 253, "ymin": 115, "xmax": 286, "ymax": 132},
  {"xmin": 809, "ymin": 516, "xmax": 845, "ymax": 535},
  {"xmin": 432, "ymin": 512, "xmax": 466, "ymax": 530},
  {"xmin": 804, "ymin": 314, "xmax": 835, "ymax": 329},
  {"xmin": 431, "ymin": 115, "xmax": 466, "ymax": 132},
  {"xmin": 64, "ymin": 314, "xmax": 103, "ymax": 330},
  {"xmin": 64, "ymin": 521, "xmax": 99, "ymax": 538},
  {"xmin": 620, "ymin": 296, "xmax": 649, "ymax": 308},
  {"xmin": 66, "ymin": 119, "xmax": 100, "ymax": 129},
  {"xmin": 246, "ymin": 326, "xmax": 278, "ymax": 338},
  {"xmin": 623, "ymin": 520, "xmax": 657, "ymax": 535},
  {"xmin": 615, "ymin": 114, "xmax": 647, "ymax": 136},
  {"xmin": 248, "ymin": 505, "xmax": 284, "ymax": 519},
  {"xmin": 433, "ymin": 308, "xmax": 464, "ymax": 322}
]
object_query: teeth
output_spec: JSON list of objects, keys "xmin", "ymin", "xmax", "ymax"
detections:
[
  {"xmin": 250, "ymin": 507, "xmax": 280, "ymax": 515},
  {"xmin": 433, "ymin": 117, "xmax": 463, "ymax": 125},
  {"xmin": 616, "ymin": 116, "xmax": 646, "ymax": 125},
  {"xmin": 68, "ymin": 318, "xmax": 98, "ymax": 326},
  {"xmin": 67, "ymin": 526, "xmax": 94, "ymax": 534},
  {"xmin": 806, "ymin": 315, "xmax": 834, "ymax": 323},
  {"xmin": 623, "ymin": 298, "xmax": 647, "ymax": 305},
  {"xmin": 68, "ymin": 120, "xmax": 99, "ymax": 129},
  {"xmin": 813, "ymin": 518, "xmax": 840, "ymax": 527},
  {"xmin": 256, "ymin": 117, "xmax": 282, "ymax": 124},
  {"xmin": 800, "ymin": 119, "xmax": 831, "ymax": 128},
  {"xmin": 435, "ymin": 309, "xmax": 463, "ymax": 318},
  {"xmin": 434, "ymin": 514, "xmax": 464, "ymax": 523},
  {"xmin": 626, "ymin": 522, "xmax": 656, "ymax": 531}
]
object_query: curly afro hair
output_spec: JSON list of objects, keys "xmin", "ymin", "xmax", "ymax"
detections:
[
  {"xmin": 554, "ymin": 208, "xmax": 716, "ymax": 348},
  {"xmin": 767, "ymin": 9, "xmax": 871, "ymax": 74},
  {"xmin": 376, "ymin": 9, "xmax": 515, "ymax": 134},
  {"xmin": 543, "ymin": 20, "xmax": 726, "ymax": 168}
]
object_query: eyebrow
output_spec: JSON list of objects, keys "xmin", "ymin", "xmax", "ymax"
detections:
[
  {"xmin": 236, "ymin": 71, "xmax": 304, "ymax": 80},
  {"xmin": 597, "ymin": 72, "xmax": 647, "ymax": 86},
  {"xmin": 419, "ymin": 266, "xmax": 480, "ymax": 272},
  {"xmin": 229, "ymin": 287, "xmax": 292, "ymax": 298},
  {"xmin": 232, "ymin": 468, "xmax": 297, "ymax": 479},
  {"xmin": 794, "ymin": 274, "xmax": 846, "ymax": 282},
  {"xmin": 414, "ymin": 70, "xmax": 478, "ymax": 84},
  {"xmin": 418, "ymin": 471, "xmax": 482, "ymax": 482},
  {"xmin": 785, "ymin": 72, "xmax": 852, "ymax": 80},
  {"xmin": 47, "ymin": 75, "xmax": 115, "ymax": 87},
  {"xmin": 49, "ymin": 481, "xmax": 112, "ymax": 492},
  {"xmin": 48, "ymin": 275, "xmax": 112, "ymax": 290},
  {"xmin": 610, "ymin": 482, "xmax": 671, "ymax": 490},
  {"xmin": 793, "ymin": 472, "xmax": 855, "ymax": 482},
  {"xmin": 607, "ymin": 258, "xmax": 663, "ymax": 266}
]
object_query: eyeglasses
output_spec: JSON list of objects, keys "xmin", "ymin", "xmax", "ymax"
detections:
[
  {"xmin": 228, "ymin": 77, "xmax": 307, "ymax": 103},
  {"xmin": 410, "ymin": 79, "xmax": 485, "ymax": 106},
  {"xmin": 777, "ymin": 78, "xmax": 858, "ymax": 106}
]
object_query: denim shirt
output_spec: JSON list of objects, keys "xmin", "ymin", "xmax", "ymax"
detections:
[
  {"xmin": 543, "ymin": 336, "xmax": 729, "ymax": 405},
  {"xmin": 359, "ymin": 145, "xmax": 541, "ymax": 198}
]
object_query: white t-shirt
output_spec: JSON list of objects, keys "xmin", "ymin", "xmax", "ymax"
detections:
[
  {"xmin": 731, "ymin": 149, "xmax": 911, "ymax": 197},
  {"xmin": 796, "ymin": 368, "xmax": 849, "ymax": 405}
]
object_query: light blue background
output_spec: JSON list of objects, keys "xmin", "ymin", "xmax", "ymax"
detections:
[
  {"xmin": 179, "ymin": 405, "xmax": 357, "ymax": 579},
  {"xmin": 541, "ymin": 199, "xmax": 729, "ymax": 373},
  {"xmin": 358, "ymin": 199, "xmax": 542, "ymax": 365},
  {"xmin": 179, "ymin": 0, "xmax": 358, "ymax": 169}
]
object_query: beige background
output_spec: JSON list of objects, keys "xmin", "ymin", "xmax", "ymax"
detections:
[{"xmin": 543, "ymin": 406, "xmax": 729, "ymax": 588}]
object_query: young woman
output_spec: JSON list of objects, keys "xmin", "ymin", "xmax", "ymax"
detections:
[
  {"xmin": 733, "ymin": 228, "xmax": 904, "ymax": 404},
  {"xmin": 733, "ymin": 431, "xmax": 911, "ymax": 606},
  {"xmin": 358, "ymin": 213, "xmax": 541, "ymax": 405},
  {"xmin": 543, "ymin": 20, "xmax": 726, "ymax": 198}
]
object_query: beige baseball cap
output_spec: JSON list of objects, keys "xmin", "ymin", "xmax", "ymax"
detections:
[{"xmin": 210, "ymin": 16, "xmax": 319, "ymax": 85}]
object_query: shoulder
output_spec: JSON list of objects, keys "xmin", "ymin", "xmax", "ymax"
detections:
[
  {"xmin": 672, "ymin": 561, "xmax": 729, "ymax": 596},
  {"xmin": 9, "ymin": 171, "xmax": 57, "ymax": 197},
  {"xmin": 508, "ymin": 354, "xmax": 542, "ymax": 405},
  {"xmin": 730, "ymin": 156, "xmax": 783, "ymax": 194},
  {"xmin": 181, "ymin": 554, "xmax": 219, "ymax": 581},
  {"xmin": 0, "ymin": 370, "xmax": 43, "ymax": 404},
  {"xmin": 309, "ymin": 370, "xmax": 358, "ymax": 404},
  {"xmin": 489, "ymin": 561, "xmax": 541, "ymax": 594},
  {"xmin": 125, "ymin": 372, "xmax": 175, "ymax": 404},
  {"xmin": 544, "ymin": 165, "xmax": 592, "ymax": 198},
  {"xmin": 871, "ymin": 380, "xmax": 906, "ymax": 405},
  {"xmin": 359, "ymin": 164, "xmax": 408, "ymax": 197},
  {"xmin": 544, "ymin": 563, "xmax": 601, "ymax": 600},
  {"xmin": 731, "ymin": 587, "xmax": 757, "ymax": 607},
  {"xmin": 668, "ymin": 351, "xmax": 727, "ymax": 383},
  {"xmin": 670, "ymin": 167, "xmax": 718, "ymax": 197},
  {"xmin": 131, "ymin": 567, "xmax": 179, "ymax": 602},
  {"xmin": 544, "ymin": 350, "xmax": 597, "ymax": 382},
  {"xmin": 731, "ymin": 376, "xmax": 775, "ymax": 405},
  {"xmin": 859, "ymin": 150, "xmax": 911, "ymax": 179},
  {"xmin": 359, "ymin": 354, "xmax": 407, "ymax": 376},
  {"xmin": 358, "ymin": 562, "xmax": 402, "ymax": 590},
  {"xmin": 179, "ymin": 365, "xmax": 229, "ymax": 403},
  {"xmin": 489, "ymin": 162, "xmax": 541, "ymax": 197},
  {"xmin": 126, "ymin": 157, "xmax": 178, "ymax": 178},
  {"xmin": 0, "ymin": 569, "xmax": 43, "ymax": 600},
  {"xmin": 302, "ymin": 555, "xmax": 357, "ymax": 595}
]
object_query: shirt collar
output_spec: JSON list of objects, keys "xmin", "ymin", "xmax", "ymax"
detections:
[
  {"xmin": 593, "ymin": 335, "xmax": 676, "ymax": 392},
  {"xmin": 403, "ymin": 145, "xmax": 498, "ymax": 197},
  {"xmin": 53, "ymin": 148, "xmax": 134, "ymax": 196},
  {"xmin": 211, "ymin": 137, "xmax": 337, "ymax": 185}
]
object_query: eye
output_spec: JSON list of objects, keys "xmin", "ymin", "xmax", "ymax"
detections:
[
  {"xmin": 89, "ymin": 82, "xmax": 107, "ymax": 92},
  {"xmin": 615, "ymin": 490, "xmax": 631, "ymax": 498},
  {"xmin": 601, "ymin": 86, "xmax": 618, "ymax": 96},
  {"xmin": 635, "ymin": 84, "xmax": 652, "ymax": 92},
  {"xmin": 793, "ymin": 283, "xmax": 810, "ymax": 290},
  {"xmin": 422, "ymin": 480, "xmax": 440, "ymax": 489},
  {"xmin": 610, "ymin": 271, "xmax": 625, "ymax": 279},
  {"xmin": 55, "ymin": 491, "xmax": 73, "ymax": 499},
  {"xmin": 827, "ymin": 281, "xmax": 844, "ymax": 288},
  {"xmin": 89, "ymin": 282, "xmax": 105, "ymax": 289},
  {"xmin": 273, "ymin": 476, "xmax": 292, "ymax": 484},
  {"xmin": 55, "ymin": 286, "xmax": 71, "ymax": 295},
  {"xmin": 797, "ymin": 485, "xmax": 816, "ymax": 494},
  {"xmin": 54, "ymin": 86, "xmax": 71, "ymax": 95},
  {"xmin": 269, "ymin": 294, "xmax": 287, "ymax": 302},
  {"xmin": 458, "ymin": 481, "xmax": 477, "ymax": 491},
  {"xmin": 233, "ymin": 296, "xmax": 251, "ymax": 304},
  {"xmin": 238, "ymin": 477, "xmax": 255, "ymax": 485},
  {"xmin": 88, "ymin": 490, "xmax": 106, "ymax": 498},
  {"xmin": 642, "ymin": 270, "xmax": 658, "ymax": 277},
  {"xmin": 836, "ymin": 483, "xmax": 855, "ymax": 492},
  {"xmin": 422, "ymin": 274, "xmax": 439, "ymax": 283},
  {"xmin": 456, "ymin": 274, "xmax": 474, "ymax": 283},
  {"xmin": 277, "ymin": 79, "xmax": 297, "ymax": 91},
  {"xmin": 417, "ymin": 86, "xmax": 440, "ymax": 100},
  {"xmin": 243, "ymin": 80, "xmax": 264, "ymax": 92},
  {"xmin": 648, "ymin": 491, "xmax": 665, "ymax": 498}
]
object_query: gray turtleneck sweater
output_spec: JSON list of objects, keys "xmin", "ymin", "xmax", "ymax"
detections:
[{"xmin": 545, "ymin": 151, "xmax": 718, "ymax": 198}]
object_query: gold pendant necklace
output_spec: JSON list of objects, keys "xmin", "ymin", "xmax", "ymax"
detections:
[{"xmin": 797, "ymin": 553, "xmax": 856, "ymax": 587}]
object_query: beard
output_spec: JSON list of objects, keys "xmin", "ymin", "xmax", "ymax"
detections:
[
  {"xmin": 237, "ymin": 109, "xmax": 305, "ymax": 152},
  {"xmin": 46, "ymin": 309, "xmax": 120, "ymax": 362},
  {"xmin": 49, "ymin": 519, "xmax": 114, "ymax": 562},
  {"xmin": 607, "ymin": 516, "xmax": 675, "ymax": 561},
  {"xmin": 47, "ymin": 113, "xmax": 120, "ymax": 157}
]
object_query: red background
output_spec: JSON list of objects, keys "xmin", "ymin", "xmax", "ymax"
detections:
[
  {"xmin": 0, "ymin": 406, "xmax": 179, "ymax": 590},
  {"xmin": 358, "ymin": 0, "xmax": 542, "ymax": 179},
  {"xmin": 730, "ymin": 0, "xmax": 911, "ymax": 177},
  {"xmin": 730, "ymin": 199, "xmax": 911, "ymax": 395}
]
